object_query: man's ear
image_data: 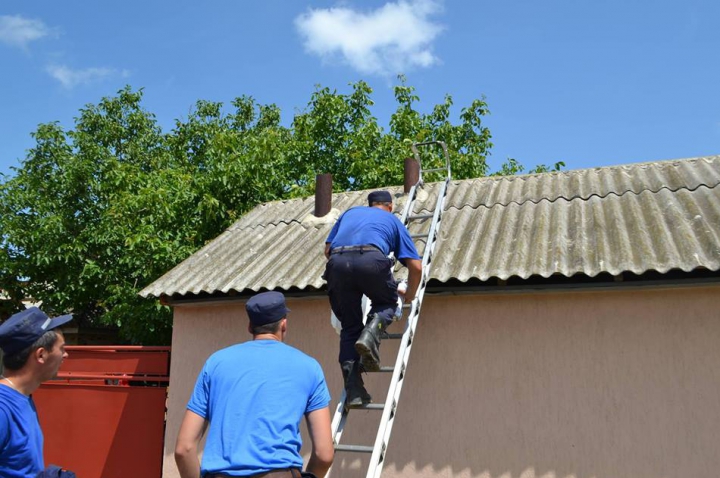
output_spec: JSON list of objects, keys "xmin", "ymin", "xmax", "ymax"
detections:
[{"xmin": 35, "ymin": 347, "xmax": 47, "ymax": 364}]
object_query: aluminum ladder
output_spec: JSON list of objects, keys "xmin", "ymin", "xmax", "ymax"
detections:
[{"xmin": 329, "ymin": 141, "xmax": 452, "ymax": 478}]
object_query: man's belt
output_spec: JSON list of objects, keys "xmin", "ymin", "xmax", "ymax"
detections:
[
  {"xmin": 205, "ymin": 469, "xmax": 302, "ymax": 478},
  {"xmin": 330, "ymin": 245, "xmax": 380, "ymax": 254}
]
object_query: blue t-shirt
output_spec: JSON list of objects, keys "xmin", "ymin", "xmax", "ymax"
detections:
[
  {"xmin": 0, "ymin": 385, "xmax": 44, "ymax": 478},
  {"xmin": 326, "ymin": 206, "xmax": 421, "ymax": 260},
  {"xmin": 187, "ymin": 340, "xmax": 331, "ymax": 477}
]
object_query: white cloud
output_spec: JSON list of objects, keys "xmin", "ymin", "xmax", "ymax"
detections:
[
  {"xmin": 295, "ymin": 0, "xmax": 444, "ymax": 76},
  {"xmin": 46, "ymin": 64, "xmax": 130, "ymax": 89},
  {"xmin": 0, "ymin": 15, "xmax": 52, "ymax": 49}
]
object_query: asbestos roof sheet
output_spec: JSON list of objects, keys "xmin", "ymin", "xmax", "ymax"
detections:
[{"xmin": 141, "ymin": 155, "xmax": 720, "ymax": 298}]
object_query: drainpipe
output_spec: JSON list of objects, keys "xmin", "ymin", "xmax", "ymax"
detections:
[
  {"xmin": 315, "ymin": 174, "xmax": 332, "ymax": 217},
  {"xmin": 404, "ymin": 157, "xmax": 420, "ymax": 193}
]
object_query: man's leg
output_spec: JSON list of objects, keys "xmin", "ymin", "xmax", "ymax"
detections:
[
  {"xmin": 327, "ymin": 255, "xmax": 364, "ymax": 363},
  {"xmin": 326, "ymin": 253, "xmax": 372, "ymax": 407},
  {"xmin": 353, "ymin": 251, "xmax": 399, "ymax": 371}
]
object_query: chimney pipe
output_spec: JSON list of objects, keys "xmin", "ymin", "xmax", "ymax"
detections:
[
  {"xmin": 315, "ymin": 173, "xmax": 332, "ymax": 217},
  {"xmin": 404, "ymin": 157, "xmax": 420, "ymax": 193}
]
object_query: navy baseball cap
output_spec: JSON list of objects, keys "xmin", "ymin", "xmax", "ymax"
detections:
[
  {"xmin": 0, "ymin": 307, "xmax": 73, "ymax": 356},
  {"xmin": 246, "ymin": 292, "xmax": 290, "ymax": 326},
  {"xmin": 368, "ymin": 190, "xmax": 392, "ymax": 205}
]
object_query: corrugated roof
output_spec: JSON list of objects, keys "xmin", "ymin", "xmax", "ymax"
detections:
[{"xmin": 141, "ymin": 155, "xmax": 720, "ymax": 298}]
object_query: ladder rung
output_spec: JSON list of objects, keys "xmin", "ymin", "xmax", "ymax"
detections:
[
  {"xmin": 383, "ymin": 333, "xmax": 403, "ymax": 339},
  {"xmin": 335, "ymin": 444, "xmax": 374, "ymax": 453},
  {"xmin": 350, "ymin": 403, "xmax": 385, "ymax": 410},
  {"xmin": 408, "ymin": 213, "xmax": 433, "ymax": 220},
  {"xmin": 402, "ymin": 302, "xmax": 412, "ymax": 309},
  {"xmin": 421, "ymin": 167, "xmax": 446, "ymax": 173},
  {"xmin": 410, "ymin": 233, "xmax": 427, "ymax": 239},
  {"xmin": 378, "ymin": 366, "xmax": 394, "ymax": 373}
]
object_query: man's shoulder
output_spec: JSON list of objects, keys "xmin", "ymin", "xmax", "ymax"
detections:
[
  {"xmin": 0, "ymin": 385, "xmax": 20, "ymax": 406},
  {"xmin": 278, "ymin": 342, "xmax": 321, "ymax": 364},
  {"xmin": 277, "ymin": 345, "xmax": 326, "ymax": 379},
  {"xmin": 0, "ymin": 394, "xmax": 9, "ymax": 415},
  {"xmin": 203, "ymin": 342, "xmax": 248, "ymax": 364},
  {"xmin": 345, "ymin": 206, "xmax": 398, "ymax": 221},
  {"xmin": 340, "ymin": 205, "xmax": 367, "ymax": 218},
  {"xmin": 0, "ymin": 390, "xmax": 14, "ymax": 426},
  {"xmin": 210, "ymin": 341, "xmax": 319, "ymax": 366}
]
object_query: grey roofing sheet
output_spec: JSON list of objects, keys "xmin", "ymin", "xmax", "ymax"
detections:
[{"xmin": 141, "ymin": 155, "xmax": 720, "ymax": 298}]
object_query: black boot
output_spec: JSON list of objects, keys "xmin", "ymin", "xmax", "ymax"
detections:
[
  {"xmin": 355, "ymin": 314, "xmax": 388, "ymax": 372},
  {"xmin": 341, "ymin": 361, "xmax": 372, "ymax": 408}
]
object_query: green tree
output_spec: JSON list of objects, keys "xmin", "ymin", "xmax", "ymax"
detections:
[
  {"xmin": 0, "ymin": 89, "xmax": 182, "ymax": 342},
  {"xmin": 287, "ymin": 76, "xmax": 493, "ymax": 195},
  {"xmin": 0, "ymin": 79, "xmax": 544, "ymax": 344}
]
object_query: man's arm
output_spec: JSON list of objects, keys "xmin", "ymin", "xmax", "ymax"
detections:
[
  {"xmin": 324, "ymin": 242, "xmax": 331, "ymax": 259},
  {"xmin": 304, "ymin": 407, "xmax": 334, "ymax": 478},
  {"xmin": 401, "ymin": 258, "xmax": 423, "ymax": 302},
  {"xmin": 175, "ymin": 410, "xmax": 208, "ymax": 478}
]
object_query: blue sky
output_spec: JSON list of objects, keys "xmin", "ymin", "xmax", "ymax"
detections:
[{"xmin": 1, "ymin": 0, "xmax": 718, "ymax": 179}]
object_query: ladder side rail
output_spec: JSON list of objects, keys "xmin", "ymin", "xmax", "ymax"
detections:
[
  {"xmin": 365, "ymin": 176, "xmax": 450, "ymax": 478},
  {"xmin": 365, "ymin": 274, "xmax": 422, "ymax": 478},
  {"xmin": 399, "ymin": 181, "xmax": 421, "ymax": 225},
  {"xmin": 419, "ymin": 188, "xmax": 445, "ymax": 270},
  {"xmin": 415, "ymin": 175, "xmax": 449, "ymax": 292},
  {"xmin": 410, "ymin": 144, "xmax": 424, "ymax": 185},
  {"xmin": 366, "ymin": 177, "xmax": 449, "ymax": 478},
  {"xmin": 330, "ymin": 392, "xmax": 349, "ymax": 444},
  {"xmin": 439, "ymin": 141, "xmax": 451, "ymax": 180}
]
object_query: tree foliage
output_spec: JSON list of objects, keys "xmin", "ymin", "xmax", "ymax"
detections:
[{"xmin": 0, "ymin": 78, "xmax": 548, "ymax": 343}]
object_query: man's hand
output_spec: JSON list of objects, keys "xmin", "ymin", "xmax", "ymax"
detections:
[{"xmin": 396, "ymin": 280, "xmax": 408, "ymax": 300}]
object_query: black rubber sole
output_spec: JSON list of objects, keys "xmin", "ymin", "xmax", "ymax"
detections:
[
  {"xmin": 355, "ymin": 340, "xmax": 381, "ymax": 372},
  {"xmin": 345, "ymin": 396, "xmax": 373, "ymax": 409}
]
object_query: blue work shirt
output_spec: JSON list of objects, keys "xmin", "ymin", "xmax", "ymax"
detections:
[
  {"xmin": 187, "ymin": 340, "xmax": 331, "ymax": 477},
  {"xmin": 326, "ymin": 206, "xmax": 421, "ymax": 260},
  {"xmin": 0, "ymin": 385, "xmax": 44, "ymax": 478}
]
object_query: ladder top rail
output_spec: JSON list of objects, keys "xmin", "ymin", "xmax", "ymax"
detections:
[{"xmin": 410, "ymin": 141, "xmax": 450, "ymax": 182}]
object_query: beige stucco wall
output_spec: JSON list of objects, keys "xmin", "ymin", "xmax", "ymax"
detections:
[{"xmin": 163, "ymin": 285, "xmax": 720, "ymax": 478}]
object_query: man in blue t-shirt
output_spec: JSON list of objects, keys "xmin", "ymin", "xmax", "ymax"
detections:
[
  {"xmin": 324, "ymin": 190, "xmax": 422, "ymax": 408},
  {"xmin": 0, "ymin": 307, "xmax": 72, "ymax": 478},
  {"xmin": 175, "ymin": 291, "xmax": 334, "ymax": 478}
]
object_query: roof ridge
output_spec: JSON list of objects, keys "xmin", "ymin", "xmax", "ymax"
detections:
[
  {"xmin": 446, "ymin": 178, "xmax": 720, "ymax": 211},
  {"xmin": 458, "ymin": 155, "xmax": 720, "ymax": 184}
]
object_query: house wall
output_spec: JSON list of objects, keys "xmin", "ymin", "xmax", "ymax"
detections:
[{"xmin": 163, "ymin": 284, "xmax": 720, "ymax": 478}]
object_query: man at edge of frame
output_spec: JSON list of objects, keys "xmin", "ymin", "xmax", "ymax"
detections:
[{"xmin": 0, "ymin": 307, "xmax": 73, "ymax": 478}]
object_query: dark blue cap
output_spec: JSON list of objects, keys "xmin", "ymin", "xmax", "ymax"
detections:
[
  {"xmin": 0, "ymin": 307, "xmax": 73, "ymax": 356},
  {"xmin": 368, "ymin": 190, "xmax": 392, "ymax": 205},
  {"xmin": 246, "ymin": 292, "xmax": 290, "ymax": 326}
]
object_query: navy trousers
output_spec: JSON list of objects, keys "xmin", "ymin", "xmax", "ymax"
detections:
[{"xmin": 325, "ymin": 249, "xmax": 398, "ymax": 363}]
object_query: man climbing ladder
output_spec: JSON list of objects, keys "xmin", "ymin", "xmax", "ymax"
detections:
[
  {"xmin": 324, "ymin": 190, "xmax": 423, "ymax": 407},
  {"xmin": 326, "ymin": 141, "xmax": 451, "ymax": 478}
]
